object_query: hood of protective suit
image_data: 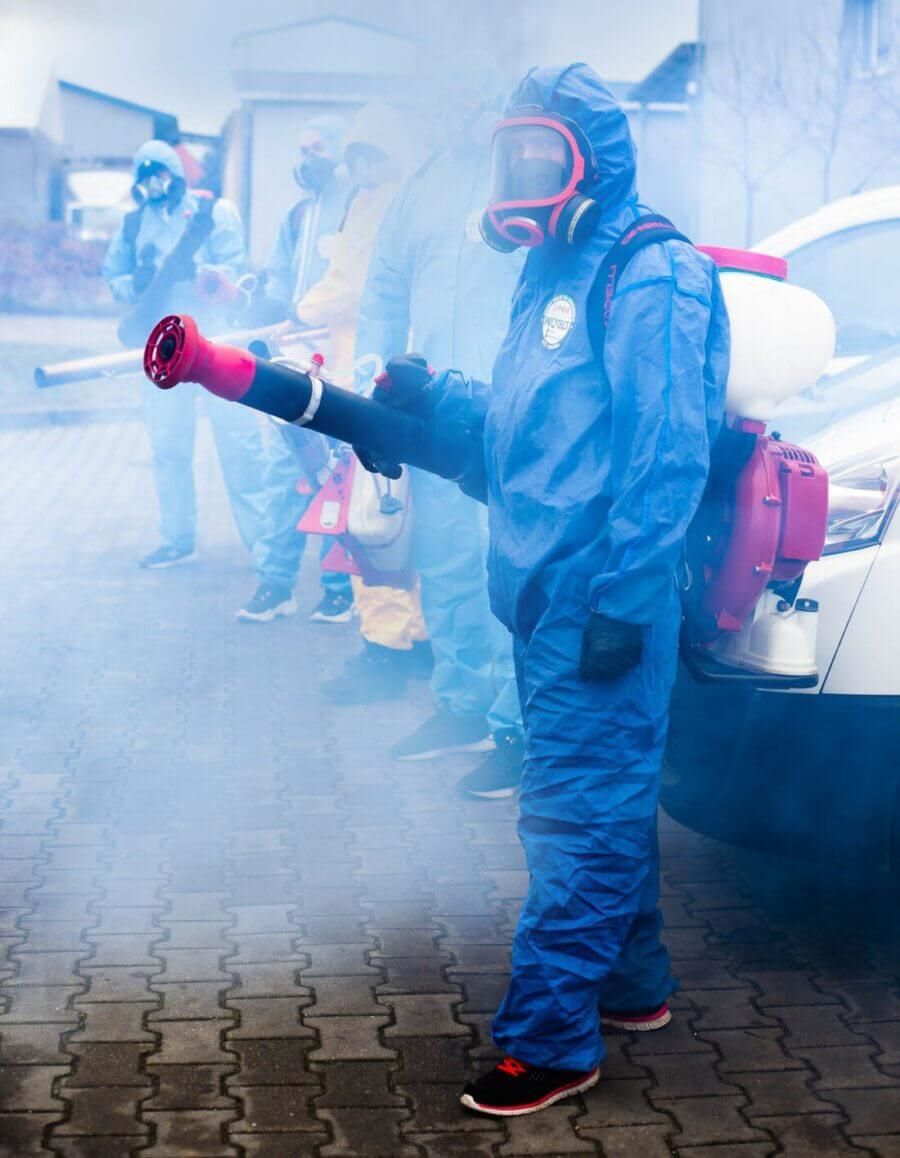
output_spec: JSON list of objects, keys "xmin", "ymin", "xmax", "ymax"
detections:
[
  {"xmin": 304, "ymin": 113, "xmax": 349, "ymax": 164},
  {"xmin": 505, "ymin": 63, "xmax": 637, "ymax": 214},
  {"xmin": 343, "ymin": 101, "xmax": 413, "ymax": 173},
  {"xmin": 131, "ymin": 139, "xmax": 185, "ymax": 181}
]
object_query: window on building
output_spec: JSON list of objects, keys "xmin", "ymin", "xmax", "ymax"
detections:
[
  {"xmin": 845, "ymin": 0, "xmax": 894, "ymax": 75},
  {"xmin": 789, "ymin": 220, "xmax": 900, "ymax": 355}
]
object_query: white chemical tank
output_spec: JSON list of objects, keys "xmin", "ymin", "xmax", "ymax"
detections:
[{"xmin": 697, "ymin": 247, "xmax": 836, "ymax": 423}]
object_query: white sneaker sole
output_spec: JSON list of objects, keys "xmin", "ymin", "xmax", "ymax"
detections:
[
  {"xmin": 460, "ymin": 1068, "xmax": 600, "ymax": 1117},
  {"xmin": 140, "ymin": 552, "xmax": 196, "ymax": 570},
  {"xmin": 236, "ymin": 599, "xmax": 298, "ymax": 623},
  {"xmin": 309, "ymin": 608, "xmax": 354, "ymax": 624},
  {"xmin": 601, "ymin": 1008, "xmax": 672, "ymax": 1032},
  {"xmin": 462, "ymin": 785, "xmax": 519, "ymax": 799},
  {"xmin": 394, "ymin": 737, "xmax": 496, "ymax": 762}
]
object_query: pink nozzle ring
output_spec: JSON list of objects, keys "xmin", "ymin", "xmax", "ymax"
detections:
[{"xmin": 143, "ymin": 315, "xmax": 256, "ymax": 401}]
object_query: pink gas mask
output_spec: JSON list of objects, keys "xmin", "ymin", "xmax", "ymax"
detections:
[{"xmin": 480, "ymin": 110, "xmax": 601, "ymax": 252}]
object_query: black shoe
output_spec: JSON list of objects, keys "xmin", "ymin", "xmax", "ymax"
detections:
[
  {"xmin": 237, "ymin": 584, "xmax": 297, "ymax": 623},
  {"xmin": 408, "ymin": 640, "xmax": 435, "ymax": 680},
  {"xmin": 460, "ymin": 1057, "xmax": 600, "ymax": 1117},
  {"xmin": 390, "ymin": 710, "xmax": 493, "ymax": 761},
  {"xmin": 458, "ymin": 731, "xmax": 524, "ymax": 799},
  {"xmin": 139, "ymin": 545, "xmax": 195, "ymax": 569},
  {"xmin": 321, "ymin": 643, "xmax": 408, "ymax": 704},
  {"xmin": 309, "ymin": 591, "xmax": 354, "ymax": 624}
]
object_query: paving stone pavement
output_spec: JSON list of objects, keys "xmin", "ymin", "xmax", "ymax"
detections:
[{"xmin": 0, "ymin": 417, "xmax": 898, "ymax": 1157}]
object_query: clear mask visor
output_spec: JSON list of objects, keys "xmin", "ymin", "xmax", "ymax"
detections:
[{"xmin": 490, "ymin": 123, "xmax": 574, "ymax": 207}]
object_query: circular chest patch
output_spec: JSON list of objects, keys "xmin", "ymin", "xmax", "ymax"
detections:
[{"xmin": 541, "ymin": 295, "xmax": 576, "ymax": 349}]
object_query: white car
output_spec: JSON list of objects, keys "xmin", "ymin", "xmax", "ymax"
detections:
[{"xmin": 661, "ymin": 188, "xmax": 900, "ymax": 868}]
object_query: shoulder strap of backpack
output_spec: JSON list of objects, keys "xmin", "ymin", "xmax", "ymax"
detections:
[
  {"xmin": 121, "ymin": 208, "xmax": 143, "ymax": 262},
  {"xmin": 587, "ymin": 214, "xmax": 692, "ymax": 363}
]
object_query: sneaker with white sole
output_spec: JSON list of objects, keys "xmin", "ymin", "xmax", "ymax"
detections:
[
  {"xmin": 390, "ymin": 710, "xmax": 494, "ymax": 761},
  {"xmin": 600, "ymin": 1002, "xmax": 672, "ymax": 1032},
  {"xmin": 237, "ymin": 584, "xmax": 297, "ymax": 623},
  {"xmin": 321, "ymin": 643, "xmax": 408, "ymax": 704},
  {"xmin": 139, "ymin": 545, "xmax": 195, "ymax": 570},
  {"xmin": 309, "ymin": 591, "xmax": 354, "ymax": 624},
  {"xmin": 460, "ymin": 1056, "xmax": 600, "ymax": 1117},
  {"xmin": 458, "ymin": 731, "xmax": 524, "ymax": 799}
]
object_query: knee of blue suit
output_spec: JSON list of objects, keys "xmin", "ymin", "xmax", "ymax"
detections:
[{"xmin": 480, "ymin": 64, "xmax": 730, "ymax": 1070}]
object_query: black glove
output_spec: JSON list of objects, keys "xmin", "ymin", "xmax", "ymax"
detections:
[
  {"xmin": 132, "ymin": 244, "xmax": 158, "ymax": 297},
  {"xmin": 579, "ymin": 613, "xmax": 643, "ymax": 681},
  {"xmin": 354, "ymin": 354, "xmax": 435, "ymax": 479}
]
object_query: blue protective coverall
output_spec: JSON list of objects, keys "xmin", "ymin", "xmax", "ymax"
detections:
[
  {"xmin": 355, "ymin": 142, "xmax": 524, "ymax": 731},
  {"xmin": 253, "ymin": 115, "xmax": 353, "ymax": 595},
  {"xmin": 431, "ymin": 66, "xmax": 730, "ymax": 1069},
  {"xmin": 103, "ymin": 141, "xmax": 271, "ymax": 564}
]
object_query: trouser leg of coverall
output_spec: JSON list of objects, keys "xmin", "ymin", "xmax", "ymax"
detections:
[
  {"xmin": 492, "ymin": 587, "xmax": 679, "ymax": 1072},
  {"xmin": 203, "ymin": 392, "xmax": 270, "ymax": 567},
  {"xmin": 143, "ymin": 380, "xmax": 197, "ymax": 553},
  {"xmin": 253, "ymin": 425, "xmax": 351, "ymax": 596},
  {"xmin": 413, "ymin": 470, "xmax": 515, "ymax": 720},
  {"xmin": 479, "ymin": 508, "xmax": 523, "ymax": 736},
  {"xmin": 351, "ymin": 578, "xmax": 428, "ymax": 649}
]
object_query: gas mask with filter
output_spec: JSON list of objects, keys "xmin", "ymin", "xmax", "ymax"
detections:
[{"xmin": 480, "ymin": 108, "xmax": 602, "ymax": 252}]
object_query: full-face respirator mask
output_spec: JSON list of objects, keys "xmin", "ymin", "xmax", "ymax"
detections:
[{"xmin": 480, "ymin": 108, "xmax": 602, "ymax": 252}]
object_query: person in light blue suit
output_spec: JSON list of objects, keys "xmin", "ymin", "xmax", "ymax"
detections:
[
  {"xmin": 355, "ymin": 53, "xmax": 525, "ymax": 791},
  {"xmin": 241, "ymin": 114, "xmax": 356, "ymax": 625},
  {"xmin": 103, "ymin": 139, "xmax": 271, "ymax": 575}
]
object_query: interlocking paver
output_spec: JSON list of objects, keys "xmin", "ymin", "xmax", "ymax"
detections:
[
  {"xmin": 53, "ymin": 1088, "xmax": 150, "ymax": 1137},
  {"xmin": 0, "ymin": 1112, "xmax": 61, "ymax": 1157},
  {"xmin": 141, "ymin": 1109, "xmax": 240, "ymax": 1155},
  {"xmin": 314, "ymin": 1060, "xmax": 405, "ymax": 1107},
  {"xmin": 65, "ymin": 1043, "xmax": 153, "ymax": 1087},
  {"xmin": 0, "ymin": 1064, "xmax": 68, "ymax": 1109},
  {"xmin": 381, "ymin": 994, "xmax": 469, "ymax": 1038},
  {"xmin": 656, "ymin": 1093, "xmax": 774, "ymax": 1146},
  {"xmin": 750, "ymin": 1112, "xmax": 862, "ymax": 1155},
  {"xmin": 305, "ymin": 1015, "xmax": 395, "ymax": 1060},
  {"xmin": 497, "ymin": 1104, "xmax": 599, "ymax": 1154},
  {"xmin": 316, "ymin": 1106, "xmax": 418, "ymax": 1156}
]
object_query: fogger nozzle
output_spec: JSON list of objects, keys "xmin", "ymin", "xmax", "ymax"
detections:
[{"xmin": 143, "ymin": 315, "xmax": 461, "ymax": 479}]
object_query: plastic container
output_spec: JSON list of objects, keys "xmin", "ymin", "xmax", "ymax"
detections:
[{"xmin": 697, "ymin": 246, "xmax": 836, "ymax": 422}]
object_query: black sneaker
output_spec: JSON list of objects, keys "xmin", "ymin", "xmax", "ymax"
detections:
[
  {"xmin": 408, "ymin": 640, "xmax": 434, "ymax": 680},
  {"xmin": 458, "ymin": 731, "xmax": 524, "ymax": 799},
  {"xmin": 321, "ymin": 643, "xmax": 408, "ymax": 704},
  {"xmin": 139, "ymin": 545, "xmax": 195, "ymax": 569},
  {"xmin": 460, "ymin": 1057, "xmax": 600, "ymax": 1117},
  {"xmin": 237, "ymin": 584, "xmax": 297, "ymax": 623},
  {"xmin": 309, "ymin": 591, "xmax": 354, "ymax": 624},
  {"xmin": 390, "ymin": 710, "xmax": 494, "ymax": 761}
]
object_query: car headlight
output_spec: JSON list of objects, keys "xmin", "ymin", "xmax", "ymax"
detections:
[{"xmin": 823, "ymin": 447, "xmax": 900, "ymax": 554}]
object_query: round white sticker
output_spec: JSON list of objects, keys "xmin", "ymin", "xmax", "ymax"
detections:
[{"xmin": 541, "ymin": 295, "xmax": 576, "ymax": 349}]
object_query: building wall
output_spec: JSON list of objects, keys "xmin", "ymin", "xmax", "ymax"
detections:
[
  {"xmin": 695, "ymin": 0, "xmax": 900, "ymax": 244},
  {"xmin": 630, "ymin": 105, "xmax": 696, "ymax": 234},
  {"xmin": 0, "ymin": 131, "xmax": 57, "ymax": 222}
]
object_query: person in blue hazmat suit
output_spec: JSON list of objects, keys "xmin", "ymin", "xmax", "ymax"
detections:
[
  {"xmin": 355, "ymin": 64, "xmax": 729, "ymax": 1115},
  {"xmin": 103, "ymin": 140, "xmax": 272, "ymax": 575},
  {"xmin": 239, "ymin": 114, "xmax": 356, "ymax": 625},
  {"xmin": 355, "ymin": 54, "xmax": 526, "ymax": 795}
]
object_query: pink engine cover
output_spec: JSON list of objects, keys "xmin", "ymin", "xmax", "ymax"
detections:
[{"xmin": 701, "ymin": 436, "xmax": 829, "ymax": 633}]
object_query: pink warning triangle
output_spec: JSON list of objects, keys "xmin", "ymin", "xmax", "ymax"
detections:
[
  {"xmin": 320, "ymin": 539, "xmax": 361, "ymax": 576},
  {"xmin": 296, "ymin": 453, "xmax": 356, "ymax": 536}
]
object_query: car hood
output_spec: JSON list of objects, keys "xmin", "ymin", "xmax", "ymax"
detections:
[{"xmin": 803, "ymin": 395, "xmax": 900, "ymax": 468}]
